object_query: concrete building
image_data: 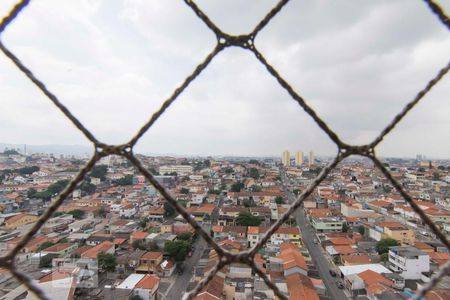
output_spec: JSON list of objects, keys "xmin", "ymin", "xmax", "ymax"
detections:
[
  {"xmin": 308, "ymin": 151, "xmax": 315, "ymax": 168},
  {"xmin": 282, "ymin": 150, "xmax": 290, "ymax": 167},
  {"xmin": 159, "ymin": 165, "xmax": 193, "ymax": 175},
  {"xmin": 388, "ymin": 246, "xmax": 430, "ymax": 279},
  {"xmin": 295, "ymin": 151, "xmax": 304, "ymax": 166}
]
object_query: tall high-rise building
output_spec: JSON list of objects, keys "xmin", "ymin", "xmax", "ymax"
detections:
[
  {"xmin": 282, "ymin": 150, "xmax": 290, "ymax": 167},
  {"xmin": 295, "ymin": 151, "xmax": 304, "ymax": 166},
  {"xmin": 309, "ymin": 151, "xmax": 315, "ymax": 168}
]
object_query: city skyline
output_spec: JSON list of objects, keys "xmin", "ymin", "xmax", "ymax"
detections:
[{"xmin": 1, "ymin": 1, "xmax": 449, "ymax": 158}]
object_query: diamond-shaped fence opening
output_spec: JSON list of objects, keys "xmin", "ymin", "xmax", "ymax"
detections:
[{"xmin": 0, "ymin": 0, "xmax": 449, "ymax": 299}]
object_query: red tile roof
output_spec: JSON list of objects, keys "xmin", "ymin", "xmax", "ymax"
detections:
[{"xmin": 135, "ymin": 274, "xmax": 160, "ymax": 289}]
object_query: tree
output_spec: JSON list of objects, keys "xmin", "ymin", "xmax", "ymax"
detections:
[
  {"xmin": 230, "ymin": 181, "xmax": 244, "ymax": 192},
  {"xmin": 40, "ymin": 254, "xmax": 57, "ymax": 268},
  {"xmin": 18, "ymin": 166, "xmax": 39, "ymax": 175},
  {"xmin": 129, "ymin": 295, "xmax": 144, "ymax": 300},
  {"xmin": 3, "ymin": 149, "xmax": 20, "ymax": 155},
  {"xmin": 208, "ymin": 189, "xmax": 220, "ymax": 195},
  {"xmin": 275, "ymin": 175, "xmax": 281, "ymax": 181},
  {"xmin": 68, "ymin": 209, "xmax": 85, "ymax": 220},
  {"xmin": 275, "ymin": 196, "xmax": 284, "ymax": 205},
  {"xmin": 249, "ymin": 159, "xmax": 259, "ymax": 165},
  {"xmin": 81, "ymin": 182, "xmax": 96, "ymax": 195},
  {"xmin": 177, "ymin": 232, "xmax": 193, "ymax": 241},
  {"xmin": 375, "ymin": 238, "xmax": 399, "ymax": 254},
  {"xmin": 90, "ymin": 165, "xmax": 108, "ymax": 181},
  {"xmin": 180, "ymin": 188, "xmax": 189, "ymax": 195},
  {"xmin": 132, "ymin": 239, "xmax": 147, "ymax": 251},
  {"xmin": 139, "ymin": 217, "xmax": 149, "ymax": 229},
  {"xmin": 358, "ymin": 225, "xmax": 365, "ymax": 235},
  {"xmin": 380, "ymin": 253, "xmax": 389, "ymax": 262},
  {"xmin": 164, "ymin": 241, "xmax": 191, "ymax": 262},
  {"xmin": 293, "ymin": 189, "xmax": 300, "ymax": 196},
  {"xmin": 342, "ymin": 222, "xmax": 349, "ymax": 233},
  {"xmin": 113, "ymin": 175, "xmax": 134, "ymax": 186},
  {"xmin": 243, "ymin": 198, "xmax": 256, "ymax": 207},
  {"xmin": 38, "ymin": 241, "xmax": 55, "ymax": 251},
  {"xmin": 32, "ymin": 190, "xmax": 53, "ymax": 201},
  {"xmin": 98, "ymin": 252, "xmax": 116, "ymax": 272},
  {"xmin": 47, "ymin": 180, "xmax": 69, "ymax": 195},
  {"xmin": 251, "ymin": 185, "xmax": 262, "ymax": 192},
  {"xmin": 95, "ymin": 207, "xmax": 107, "ymax": 218},
  {"xmin": 248, "ymin": 168, "xmax": 260, "ymax": 179},
  {"xmin": 224, "ymin": 167, "xmax": 233, "ymax": 174},
  {"xmin": 203, "ymin": 159, "xmax": 211, "ymax": 167},
  {"xmin": 164, "ymin": 202, "xmax": 176, "ymax": 217},
  {"xmin": 433, "ymin": 172, "xmax": 440, "ymax": 180},
  {"xmin": 52, "ymin": 211, "xmax": 64, "ymax": 218},
  {"xmin": 27, "ymin": 188, "xmax": 37, "ymax": 198},
  {"xmin": 236, "ymin": 212, "xmax": 261, "ymax": 226}
]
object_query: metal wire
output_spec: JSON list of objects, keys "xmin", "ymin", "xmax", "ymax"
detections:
[{"xmin": 0, "ymin": 0, "xmax": 449, "ymax": 299}]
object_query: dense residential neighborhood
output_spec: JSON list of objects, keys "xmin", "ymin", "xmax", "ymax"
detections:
[{"xmin": 0, "ymin": 148, "xmax": 449, "ymax": 299}]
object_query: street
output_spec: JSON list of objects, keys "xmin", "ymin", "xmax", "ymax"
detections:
[
  {"xmin": 164, "ymin": 196, "xmax": 223, "ymax": 299},
  {"xmin": 280, "ymin": 168, "xmax": 348, "ymax": 300},
  {"xmin": 164, "ymin": 236, "xmax": 207, "ymax": 300}
]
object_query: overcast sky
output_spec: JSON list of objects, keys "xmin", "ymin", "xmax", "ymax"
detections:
[{"xmin": 1, "ymin": 0, "xmax": 449, "ymax": 158}]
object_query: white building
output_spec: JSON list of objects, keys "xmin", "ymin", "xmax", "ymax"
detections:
[
  {"xmin": 388, "ymin": 246, "xmax": 430, "ymax": 280},
  {"xmin": 110, "ymin": 274, "xmax": 160, "ymax": 300},
  {"xmin": 159, "ymin": 165, "xmax": 193, "ymax": 176}
]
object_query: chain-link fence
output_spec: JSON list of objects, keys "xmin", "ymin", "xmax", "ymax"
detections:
[{"xmin": 0, "ymin": 0, "xmax": 449, "ymax": 299}]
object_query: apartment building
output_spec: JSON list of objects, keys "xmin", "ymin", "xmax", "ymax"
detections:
[{"xmin": 388, "ymin": 246, "xmax": 430, "ymax": 279}]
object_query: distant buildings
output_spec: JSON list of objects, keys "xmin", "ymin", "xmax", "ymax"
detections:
[
  {"xmin": 309, "ymin": 151, "xmax": 315, "ymax": 168},
  {"xmin": 283, "ymin": 150, "xmax": 311, "ymax": 167},
  {"xmin": 295, "ymin": 151, "xmax": 304, "ymax": 166},
  {"xmin": 282, "ymin": 150, "xmax": 290, "ymax": 167}
]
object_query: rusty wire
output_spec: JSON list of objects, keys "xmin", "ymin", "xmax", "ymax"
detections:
[{"xmin": 0, "ymin": 0, "xmax": 449, "ymax": 299}]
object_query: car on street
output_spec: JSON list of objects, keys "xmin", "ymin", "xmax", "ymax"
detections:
[
  {"xmin": 336, "ymin": 281, "xmax": 344, "ymax": 289},
  {"xmin": 329, "ymin": 270, "xmax": 337, "ymax": 277}
]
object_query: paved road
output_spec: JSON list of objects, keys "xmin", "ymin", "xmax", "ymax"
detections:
[
  {"xmin": 280, "ymin": 168, "xmax": 348, "ymax": 300},
  {"xmin": 164, "ymin": 196, "xmax": 223, "ymax": 300},
  {"xmin": 164, "ymin": 236, "xmax": 207, "ymax": 300}
]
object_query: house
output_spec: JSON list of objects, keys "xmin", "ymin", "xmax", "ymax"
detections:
[
  {"xmin": 130, "ymin": 231, "xmax": 149, "ymax": 244},
  {"xmin": 388, "ymin": 246, "xmax": 430, "ymax": 279},
  {"xmin": 80, "ymin": 241, "xmax": 115, "ymax": 260},
  {"xmin": 41, "ymin": 243, "xmax": 78, "ymax": 257},
  {"xmin": 310, "ymin": 217, "xmax": 344, "ymax": 232},
  {"xmin": 285, "ymin": 272, "xmax": 320, "ymax": 300},
  {"xmin": 4, "ymin": 213, "xmax": 39, "ymax": 229},
  {"xmin": 156, "ymin": 260, "xmax": 176, "ymax": 278},
  {"xmin": 212, "ymin": 225, "xmax": 247, "ymax": 240},
  {"xmin": 279, "ymin": 243, "xmax": 307, "ymax": 276},
  {"xmin": 23, "ymin": 270, "xmax": 77, "ymax": 300},
  {"xmin": 119, "ymin": 203, "xmax": 137, "ymax": 218},
  {"xmin": 136, "ymin": 252, "xmax": 163, "ymax": 274},
  {"xmin": 147, "ymin": 206, "xmax": 165, "ymax": 222},
  {"xmin": 107, "ymin": 274, "xmax": 160, "ymax": 300},
  {"xmin": 116, "ymin": 249, "xmax": 146, "ymax": 272},
  {"xmin": 367, "ymin": 222, "xmax": 415, "ymax": 244},
  {"xmin": 193, "ymin": 275, "xmax": 224, "ymax": 300}
]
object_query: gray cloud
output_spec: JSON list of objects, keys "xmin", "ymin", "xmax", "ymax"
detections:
[{"xmin": 0, "ymin": 0, "xmax": 449, "ymax": 158}]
